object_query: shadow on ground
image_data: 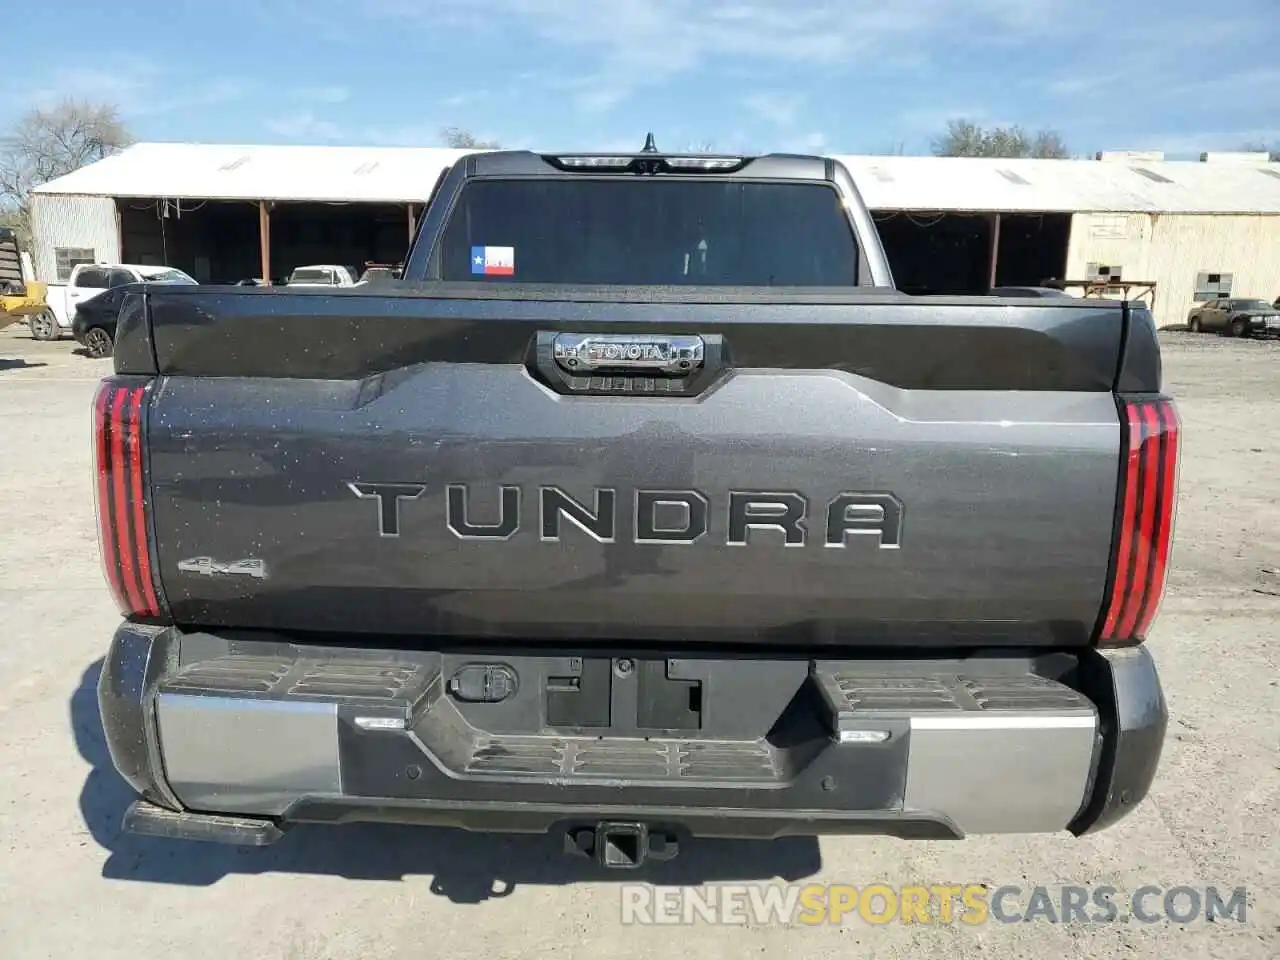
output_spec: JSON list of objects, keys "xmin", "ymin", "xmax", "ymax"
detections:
[
  {"xmin": 0, "ymin": 357, "xmax": 48, "ymax": 371},
  {"xmin": 72, "ymin": 659, "xmax": 823, "ymax": 902}
]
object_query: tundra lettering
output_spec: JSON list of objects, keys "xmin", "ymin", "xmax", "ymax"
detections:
[
  {"xmin": 541, "ymin": 486, "xmax": 616, "ymax": 543},
  {"xmin": 827, "ymin": 493, "xmax": 904, "ymax": 549},
  {"xmin": 635, "ymin": 490, "xmax": 709, "ymax": 544},
  {"xmin": 349, "ymin": 482, "xmax": 904, "ymax": 548},
  {"xmin": 447, "ymin": 483, "xmax": 521, "ymax": 540},
  {"xmin": 346, "ymin": 482, "xmax": 426, "ymax": 537},
  {"xmin": 727, "ymin": 492, "xmax": 807, "ymax": 547}
]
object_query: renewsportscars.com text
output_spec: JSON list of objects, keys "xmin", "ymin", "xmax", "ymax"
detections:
[{"xmin": 620, "ymin": 883, "xmax": 1250, "ymax": 926}]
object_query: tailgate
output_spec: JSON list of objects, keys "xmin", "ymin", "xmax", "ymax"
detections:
[{"xmin": 140, "ymin": 286, "xmax": 1127, "ymax": 647}]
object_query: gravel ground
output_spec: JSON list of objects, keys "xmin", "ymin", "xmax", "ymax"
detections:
[{"xmin": 0, "ymin": 324, "xmax": 1276, "ymax": 959}]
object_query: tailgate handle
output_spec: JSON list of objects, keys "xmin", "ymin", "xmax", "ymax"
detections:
[
  {"xmin": 532, "ymin": 331, "xmax": 727, "ymax": 397},
  {"xmin": 553, "ymin": 333, "xmax": 704, "ymax": 376}
]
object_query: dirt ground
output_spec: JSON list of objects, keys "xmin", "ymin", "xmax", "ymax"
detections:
[{"xmin": 0, "ymin": 324, "xmax": 1276, "ymax": 959}]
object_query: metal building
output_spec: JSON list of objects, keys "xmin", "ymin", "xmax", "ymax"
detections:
[{"xmin": 29, "ymin": 142, "xmax": 1280, "ymax": 327}]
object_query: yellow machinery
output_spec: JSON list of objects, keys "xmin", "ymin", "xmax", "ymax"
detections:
[{"xmin": 0, "ymin": 226, "xmax": 48, "ymax": 332}]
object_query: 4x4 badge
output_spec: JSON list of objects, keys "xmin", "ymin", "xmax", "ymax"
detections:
[{"xmin": 177, "ymin": 557, "xmax": 268, "ymax": 579}]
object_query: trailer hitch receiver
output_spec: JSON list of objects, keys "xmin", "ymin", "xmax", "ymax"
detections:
[{"xmin": 564, "ymin": 822, "xmax": 680, "ymax": 868}]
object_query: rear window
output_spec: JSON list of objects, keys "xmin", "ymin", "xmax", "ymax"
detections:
[
  {"xmin": 142, "ymin": 269, "xmax": 196, "ymax": 284},
  {"xmin": 74, "ymin": 267, "xmax": 110, "ymax": 289},
  {"xmin": 438, "ymin": 179, "xmax": 859, "ymax": 286},
  {"xmin": 290, "ymin": 268, "xmax": 335, "ymax": 283}
]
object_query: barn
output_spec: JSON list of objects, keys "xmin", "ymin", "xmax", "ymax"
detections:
[{"xmin": 27, "ymin": 142, "xmax": 1280, "ymax": 327}]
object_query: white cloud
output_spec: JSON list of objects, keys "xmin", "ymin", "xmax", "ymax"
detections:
[
  {"xmin": 26, "ymin": 66, "xmax": 157, "ymax": 110},
  {"xmin": 293, "ymin": 85, "xmax": 350, "ymax": 104},
  {"xmin": 246, "ymin": 0, "xmax": 352, "ymax": 42},
  {"xmin": 742, "ymin": 93, "xmax": 803, "ymax": 127},
  {"xmin": 496, "ymin": 134, "xmax": 538, "ymax": 150},
  {"xmin": 529, "ymin": 73, "xmax": 632, "ymax": 115},
  {"xmin": 1046, "ymin": 12, "xmax": 1273, "ymax": 102},
  {"xmin": 440, "ymin": 89, "xmax": 492, "ymax": 108},
  {"xmin": 896, "ymin": 106, "xmax": 991, "ymax": 133},
  {"xmin": 574, "ymin": 85, "xmax": 631, "ymax": 115},
  {"xmin": 364, "ymin": 0, "xmax": 1069, "ymax": 111},
  {"xmin": 1125, "ymin": 126, "xmax": 1280, "ymax": 157},
  {"xmin": 773, "ymin": 130, "xmax": 829, "ymax": 152},
  {"xmin": 362, "ymin": 123, "xmax": 445, "ymax": 146},
  {"xmin": 265, "ymin": 111, "xmax": 345, "ymax": 141},
  {"xmin": 261, "ymin": 87, "xmax": 356, "ymax": 144},
  {"xmin": 135, "ymin": 79, "xmax": 252, "ymax": 117},
  {"xmin": 1052, "ymin": 63, "xmax": 1279, "ymax": 104},
  {"xmin": 10, "ymin": 60, "xmax": 250, "ymax": 122},
  {"xmin": 1147, "ymin": 68, "xmax": 1280, "ymax": 104},
  {"xmin": 1050, "ymin": 53, "xmax": 1280, "ymax": 156}
]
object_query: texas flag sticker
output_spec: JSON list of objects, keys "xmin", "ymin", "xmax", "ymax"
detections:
[{"xmin": 471, "ymin": 245, "xmax": 515, "ymax": 276}]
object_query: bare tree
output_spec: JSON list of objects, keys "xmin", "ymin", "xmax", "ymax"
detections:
[
  {"xmin": 0, "ymin": 99, "xmax": 133, "ymax": 244},
  {"xmin": 440, "ymin": 126, "xmax": 501, "ymax": 149},
  {"xmin": 932, "ymin": 119, "xmax": 1071, "ymax": 159},
  {"xmin": 1238, "ymin": 141, "xmax": 1280, "ymax": 161},
  {"xmin": 1029, "ymin": 129, "xmax": 1072, "ymax": 159}
]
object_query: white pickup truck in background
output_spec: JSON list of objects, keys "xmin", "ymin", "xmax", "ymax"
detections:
[
  {"xmin": 29, "ymin": 262, "xmax": 197, "ymax": 341},
  {"xmin": 285, "ymin": 264, "xmax": 359, "ymax": 287}
]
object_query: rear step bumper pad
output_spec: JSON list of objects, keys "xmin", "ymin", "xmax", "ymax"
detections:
[
  {"xmin": 123, "ymin": 799, "xmax": 287, "ymax": 846},
  {"xmin": 98, "ymin": 624, "xmax": 1167, "ymax": 842}
]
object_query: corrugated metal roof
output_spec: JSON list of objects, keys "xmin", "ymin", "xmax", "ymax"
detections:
[
  {"xmin": 842, "ymin": 155, "xmax": 1280, "ymax": 214},
  {"xmin": 32, "ymin": 143, "xmax": 472, "ymax": 204},
  {"xmin": 30, "ymin": 141, "xmax": 1280, "ymax": 215}
]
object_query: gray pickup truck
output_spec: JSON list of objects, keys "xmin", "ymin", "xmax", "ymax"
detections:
[{"xmin": 95, "ymin": 139, "xmax": 1179, "ymax": 868}]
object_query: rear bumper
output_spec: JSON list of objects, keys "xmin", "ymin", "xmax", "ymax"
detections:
[
  {"xmin": 1237, "ymin": 316, "xmax": 1280, "ymax": 335},
  {"xmin": 99, "ymin": 624, "xmax": 1167, "ymax": 845}
]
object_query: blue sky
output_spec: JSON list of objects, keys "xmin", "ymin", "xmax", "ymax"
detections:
[{"xmin": 5, "ymin": 0, "xmax": 1279, "ymax": 157}]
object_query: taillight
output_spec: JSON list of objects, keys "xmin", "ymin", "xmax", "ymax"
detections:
[
  {"xmin": 93, "ymin": 378, "xmax": 164, "ymax": 619},
  {"xmin": 1096, "ymin": 395, "xmax": 1181, "ymax": 644}
]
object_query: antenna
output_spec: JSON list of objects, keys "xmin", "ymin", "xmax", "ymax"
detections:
[{"xmin": 642, "ymin": 132, "xmax": 658, "ymax": 153}]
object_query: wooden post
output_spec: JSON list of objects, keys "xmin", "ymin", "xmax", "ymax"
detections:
[
  {"xmin": 258, "ymin": 201, "xmax": 271, "ymax": 283},
  {"xmin": 988, "ymin": 212, "xmax": 1002, "ymax": 290},
  {"xmin": 408, "ymin": 204, "xmax": 417, "ymax": 244}
]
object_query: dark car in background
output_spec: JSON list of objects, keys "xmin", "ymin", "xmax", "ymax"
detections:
[
  {"xmin": 71, "ymin": 285, "xmax": 130, "ymax": 358},
  {"xmin": 72, "ymin": 273, "xmax": 198, "ymax": 357},
  {"xmin": 1187, "ymin": 297, "xmax": 1280, "ymax": 337}
]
